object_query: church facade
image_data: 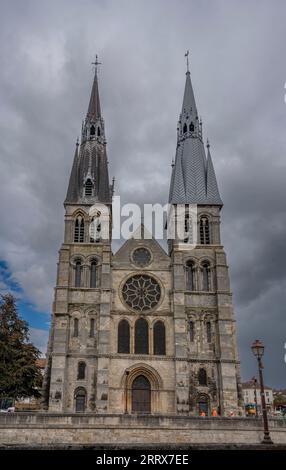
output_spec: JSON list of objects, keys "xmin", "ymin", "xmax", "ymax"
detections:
[{"xmin": 43, "ymin": 63, "xmax": 243, "ymax": 417}]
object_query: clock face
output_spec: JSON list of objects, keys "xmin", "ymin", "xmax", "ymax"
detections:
[
  {"xmin": 132, "ymin": 247, "xmax": 151, "ymax": 267},
  {"xmin": 122, "ymin": 274, "xmax": 161, "ymax": 312}
]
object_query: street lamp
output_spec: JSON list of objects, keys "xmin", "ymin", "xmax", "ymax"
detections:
[
  {"xmin": 251, "ymin": 340, "xmax": 273, "ymax": 444},
  {"xmin": 124, "ymin": 371, "xmax": 130, "ymax": 414}
]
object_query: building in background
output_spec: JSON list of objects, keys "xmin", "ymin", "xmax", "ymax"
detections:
[{"xmin": 242, "ymin": 380, "xmax": 274, "ymax": 415}]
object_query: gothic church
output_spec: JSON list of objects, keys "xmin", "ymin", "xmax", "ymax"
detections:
[{"xmin": 43, "ymin": 62, "xmax": 243, "ymax": 417}]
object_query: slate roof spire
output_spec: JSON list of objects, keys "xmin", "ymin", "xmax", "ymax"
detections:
[
  {"xmin": 65, "ymin": 61, "xmax": 112, "ymax": 204},
  {"xmin": 87, "ymin": 56, "xmax": 102, "ymax": 120},
  {"xmin": 169, "ymin": 63, "xmax": 222, "ymax": 206}
]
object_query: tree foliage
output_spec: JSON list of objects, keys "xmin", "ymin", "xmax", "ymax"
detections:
[{"xmin": 0, "ymin": 294, "xmax": 43, "ymax": 399}]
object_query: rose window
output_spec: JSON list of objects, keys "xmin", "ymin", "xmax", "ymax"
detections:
[{"xmin": 122, "ymin": 275, "xmax": 161, "ymax": 311}]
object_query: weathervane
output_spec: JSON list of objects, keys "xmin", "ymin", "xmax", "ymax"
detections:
[
  {"xmin": 185, "ymin": 50, "xmax": 190, "ymax": 73},
  {"xmin": 92, "ymin": 54, "xmax": 102, "ymax": 76}
]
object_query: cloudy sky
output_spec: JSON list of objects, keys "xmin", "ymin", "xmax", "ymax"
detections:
[{"xmin": 0, "ymin": 0, "xmax": 285, "ymax": 388}]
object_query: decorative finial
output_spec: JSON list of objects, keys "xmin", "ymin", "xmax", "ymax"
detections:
[
  {"xmin": 206, "ymin": 138, "xmax": 210, "ymax": 149},
  {"xmin": 184, "ymin": 50, "xmax": 190, "ymax": 73},
  {"xmin": 92, "ymin": 54, "xmax": 102, "ymax": 76},
  {"xmin": 171, "ymin": 159, "xmax": 175, "ymax": 168},
  {"xmin": 76, "ymin": 137, "xmax": 79, "ymax": 146}
]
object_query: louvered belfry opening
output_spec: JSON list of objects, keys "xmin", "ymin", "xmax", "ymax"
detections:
[
  {"xmin": 85, "ymin": 179, "xmax": 93, "ymax": 196},
  {"xmin": 74, "ymin": 217, "xmax": 85, "ymax": 243},
  {"xmin": 132, "ymin": 375, "xmax": 151, "ymax": 414}
]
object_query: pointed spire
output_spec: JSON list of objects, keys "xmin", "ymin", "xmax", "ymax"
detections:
[
  {"xmin": 169, "ymin": 62, "xmax": 222, "ymax": 206},
  {"xmin": 87, "ymin": 56, "xmax": 102, "ymax": 119},
  {"xmin": 65, "ymin": 140, "xmax": 80, "ymax": 202},
  {"xmin": 206, "ymin": 141, "xmax": 223, "ymax": 205},
  {"xmin": 181, "ymin": 66, "xmax": 197, "ymax": 117}
]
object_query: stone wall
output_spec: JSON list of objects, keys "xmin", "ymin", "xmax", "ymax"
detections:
[{"xmin": 1, "ymin": 413, "xmax": 286, "ymax": 446}]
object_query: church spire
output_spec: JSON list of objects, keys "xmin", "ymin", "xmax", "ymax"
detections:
[
  {"xmin": 65, "ymin": 62, "xmax": 111, "ymax": 204},
  {"xmin": 81, "ymin": 57, "xmax": 105, "ymax": 144},
  {"xmin": 169, "ymin": 60, "xmax": 222, "ymax": 205},
  {"xmin": 87, "ymin": 56, "xmax": 102, "ymax": 120}
]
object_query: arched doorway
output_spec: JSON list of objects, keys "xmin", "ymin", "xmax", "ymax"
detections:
[
  {"xmin": 198, "ymin": 394, "xmax": 209, "ymax": 416},
  {"xmin": 75, "ymin": 387, "xmax": 86, "ymax": 412},
  {"xmin": 132, "ymin": 375, "xmax": 151, "ymax": 414}
]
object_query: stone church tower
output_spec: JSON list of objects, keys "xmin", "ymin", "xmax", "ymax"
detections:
[{"xmin": 43, "ymin": 62, "xmax": 243, "ymax": 417}]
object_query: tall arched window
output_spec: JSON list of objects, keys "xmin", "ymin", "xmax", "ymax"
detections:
[
  {"xmin": 202, "ymin": 262, "xmax": 210, "ymax": 291},
  {"xmin": 74, "ymin": 217, "xmax": 85, "ymax": 243},
  {"xmin": 90, "ymin": 125, "xmax": 95, "ymax": 136},
  {"xmin": 153, "ymin": 321, "xmax": 166, "ymax": 355},
  {"xmin": 186, "ymin": 260, "xmax": 195, "ymax": 291},
  {"xmin": 189, "ymin": 122, "xmax": 194, "ymax": 132},
  {"xmin": 198, "ymin": 368, "xmax": 207, "ymax": 386},
  {"xmin": 200, "ymin": 216, "xmax": 210, "ymax": 244},
  {"xmin": 118, "ymin": 319, "xmax": 130, "ymax": 354},
  {"xmin": 77, "ymin": 362, "xmax": 86, "ymax": 380},
  {"xmin": 75, "ymin": 260, "xmax": 82, "ymax": 287},
  {"xmin": 135, "ymin": 318, "xmax": 149, "ymax": 354},
  {"xmin": 75, "ymin": 387, "xmax": 86, "ymax": 412},
  {"xmin": 184, "ymin": 212, "xmax": 192, "ymax": 243},
  {"xmin": 73, "ymin": 318, "xmax": 79, "ymax": 337},
  {"xmin": 90, "ymin": 259, "xmax": 97, "ymax": 288},
  {"xmin": 189, "ymin": 321, "xmax": 195, "ymax": 342},
  {"xmin": 97, "ymin": 127, "xmax": 101, "ymax": 137},
  {"xmin": 89, "ymin": 318, "xmax": 95, "ymax": 338},
  {"xmin": 206, "ymin": 321, "xmax": 212, "ymax": 343},
  {"xmin": 183, "ymin": 123, "xmax": 187, "ymax": 134},
  {"xmin": 85, "ymin": 179, "xmax": 93, "ymax": 197}
]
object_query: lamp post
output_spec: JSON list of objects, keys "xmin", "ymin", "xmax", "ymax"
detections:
[
  {"xmin": 252, "ymin": 376, "xmax": 258, "ymax": 418},
  {"xmin": 125, "ymin": 371, "xmax": 130, "ymax": 414},
  {"xmin": 251, "ymin": 340, "xmax": 273, "ymax": 444}
]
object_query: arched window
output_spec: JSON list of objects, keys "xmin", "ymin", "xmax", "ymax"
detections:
[
  {"xmin": 77, "ymin": 362, "xmax": 86, "ymax": 380},
  {"xmin": 74, "ymin": 217, "xmax": 84, "ymax": 243},
  {"xmin": 73, "ymin": 318, "xmax": 79, "ymax": 337},
  {"xmin": 153, "ymin": 321, "xmax": 166, "ymax": 355},
  {"xmin": 90, "ymin": 217, "xmax": 101, "ymax": 243},
  {"xmin": 75, "ymin": 387, "xmax": 86, "ymax": 412},
  {"xmin": 198, "ymin": 368, "xmax": 207, "ymax": 386},
  {"xmin": 132, "ymin": 375, "xmax": 151, "ymax": 414},
  {"xmin": 90, "ymin": 259, "xmax": 97, "ymax": 288},
  {"xmin": 135, "ymin": 318, "xmax": 149, "ymax": 354},
  {"xmin": 200, "ymin": 216, "xmax": 210, "ymax": 244},
  {"xmin": 90, "ymin": 125, "xmax": 95, "ymax": 136},
  {"xmin": 183, "ymin": 123, "xmax": 187, "ymax": 134},
  {"xmin": 189, "ymin": 321, "xmax": 195, "ymax": 342},
  {"xmin": 184, "ymin": 212, "xmax": 192, "ymax": 243},
  {"xmin": 85, "ymin": 179, "xmax": 93, "ymax": 197},
  {"xmin": 189, "ymin": 122, "xmax": 194, "ymax": 132},
  {"xmin": 97, "ymin": 127, "xmax": 101, "ymax": 137},
  {"xmin": 202, "ymin": 262, "xmax": 210, "ymax": 291},
  {"xmin": 89, "ymin": 318, "xmax": 95, "ymax": 338},
  {"xmin": 75, "ymin": 260, "xmax": 82, "ymax": 287},
  {"xmin": 118, "ymin": 319, "xmax": 130, "ymax": 354},
  {"xmin": 206, "ymin": 321, "xmax": 212, "ymax": 343},
  {"xmin": 186, "ymin": 260, "xmax": 195, "ymax": 291}
]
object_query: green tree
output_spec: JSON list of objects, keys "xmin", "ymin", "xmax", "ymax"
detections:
[{"xmin": 0, "ymin": 293, "xmax": 43, "ymax": 399}]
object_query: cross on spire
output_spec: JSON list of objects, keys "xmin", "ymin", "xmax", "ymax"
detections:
[
  {"xmin": 185, "ymin": 50, "xmax": 190, "ymax": 73},
  {"xmin": 92, "ymin": 54, "xmax": 102, "ymax": 76}
]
